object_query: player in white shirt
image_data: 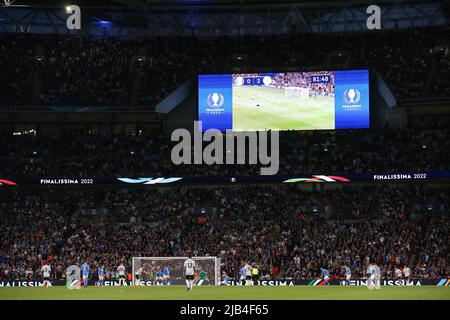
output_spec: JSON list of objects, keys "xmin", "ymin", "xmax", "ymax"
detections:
[
  {"xmin": 135, "ymin": 266, "xmax": 143, "ymax": 286},
  {"xmin": 244, "ymin": 262, "xmax": 253, "ymax": 286},
  {"xmin": 395, "ymin": 267, "xmax": 402, "ymax": 279},
  {"xmin": 184, "ymin": 254, "xmax": 195, "ymax": 291},
  {"xmin": 41, "ymin": 263, "xmax": 51, "ymax": 288},
  {"xmin": 117, "ymin": 263, "xmax": 126, "ymax": 286},
  {"xmin": 403, "ymin": 266, "xmax": 411, "ymax": 283},
  {"xmin": 344, "ymin": 265, "xmax": 352, "ymax": 285}
]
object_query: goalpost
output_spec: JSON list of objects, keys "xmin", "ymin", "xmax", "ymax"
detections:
[
  {"xmin": 284, "ymin": 86, "xmax": 310, "ymax": 98},
  {"xmin": 132, "ymin": 256, "xmax": 221, "ymax": 286}
]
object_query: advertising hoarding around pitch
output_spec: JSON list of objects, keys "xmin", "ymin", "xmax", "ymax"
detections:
[
  {"xmin": 0, "ymin": 278, "xmax": 445, "ymax": 287},
  {"xmin": 198, "ymin": 70, "xmax": 370, "ymax": 131},
  {"xmin": 2, "ymin": 172, "xmax": 450, "ymax": 187}
]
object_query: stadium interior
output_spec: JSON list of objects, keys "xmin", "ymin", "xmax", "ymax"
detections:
[{"xmin": 0, "ymin": 0, "xmax": 449, "ymax": 301}]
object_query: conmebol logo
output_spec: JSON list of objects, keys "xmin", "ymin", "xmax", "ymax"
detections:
[
  {"xmin": 117, "ymin": 177, "xmax": 182, "ymax": 184},
  {"xmin": 0, "ymin": 179, "xmax": 17, "ymax": 186}
]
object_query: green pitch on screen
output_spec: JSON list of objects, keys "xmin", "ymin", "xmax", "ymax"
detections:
[
  {"xmin": 0, "ymin": 286, "xmax": 449, "ymax": 300},
  {"xmin": 232, "ymin": 86, "xmax": 334, "ymax": 131}
]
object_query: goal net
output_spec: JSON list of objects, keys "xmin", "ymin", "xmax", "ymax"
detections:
[
  {"xmin": 132, "ymin": 256, "xmax": 221, "ymax": 286},
  {"xmin": 284, "ymin": 86, "xmax": 310, "ymax": 98}
]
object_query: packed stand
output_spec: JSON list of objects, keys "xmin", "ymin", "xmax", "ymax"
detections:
[
  {"xmin": 0, "ymin": 127, "xmax": 448, "ymax": 177},
  {"xmin": 0, "ymin": 185, "xmax": 448, "ymax": 281},
  {"xmin": 39, "ymin": 36, "xmax": 137, "ymax": 106},
  {"xmin": 0, "ymin": 34, "xmax": 36, "ymax": 106},
  {"xmin": 0, "ymin": 26, "xmax": 449, "ymax": 107}
]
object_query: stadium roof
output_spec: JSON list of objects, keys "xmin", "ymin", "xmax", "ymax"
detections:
[{"xmin": 3, "ymin": 0, "xmax": 434, "ymax": 9}]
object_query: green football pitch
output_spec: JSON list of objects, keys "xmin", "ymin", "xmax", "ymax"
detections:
[
  {"xmin": 232, "ymin": 86, "xmax": 334, "ymax": 131},
  {"xmin": 0, "ymin": 286, "xmax": 448, "ymax": 300}
]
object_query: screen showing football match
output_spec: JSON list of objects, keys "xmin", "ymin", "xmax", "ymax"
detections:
[{"xmin": 198, "ymin": 70, "xmax": 370, "ymax": 131}]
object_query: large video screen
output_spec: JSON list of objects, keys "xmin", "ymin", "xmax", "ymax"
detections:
[{"xmin": 198, "ymin": 70, "xmax": 369, "ymax": 131}]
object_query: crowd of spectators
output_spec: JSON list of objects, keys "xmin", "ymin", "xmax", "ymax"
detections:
[
  {"xmin": 430, "ymin": 47, "xmax": 450, "ymax": 98},
  {"xmin": 0, "ymin": 185, "xmax": 448, "ymax": 281},
  {"xmin": 0, "ymin": 34, "xmax": 36, "ymax": 106},
  {"xmin": 39, "ymin": 37, "xmax": 137, "ymax": 106},
  {"xmin": 0, "ymin": 26, "xmax": 448, "ymax": 107},
  {"xmin": 349, "ymin": 28, "xmax": 445, "ymax": 99},
  {"xmin": 0, "ymin": 25, "xmax": 449, "ymax": 286},
  {"xmin": 0, "ymin": 127, "xmax": 448, "ymax": 177}
]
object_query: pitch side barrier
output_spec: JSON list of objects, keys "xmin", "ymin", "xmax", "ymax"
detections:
[
  {"xmin": 0, "ymin": 278, "xmax": 448, "ymax": 287},
  {"xmin": 1, "ymin": 172, "xmax": 450, "ymax": 188}
]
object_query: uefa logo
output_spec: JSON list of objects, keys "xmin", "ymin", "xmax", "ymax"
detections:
[
  {"xmin": 343, "ymin": 88, "xmax": 361, "ymax": 104},
  {"xmin": 207, "ymin": 92, "xmax": 225, "ymax": 108}
]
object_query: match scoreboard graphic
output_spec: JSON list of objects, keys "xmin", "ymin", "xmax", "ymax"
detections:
[{"xmin": 198, "ymin": 70, "xmax": 370, "ymax": 131}]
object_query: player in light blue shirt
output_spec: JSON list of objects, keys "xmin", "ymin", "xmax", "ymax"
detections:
[
  {"xmin": 220, "ymin": 271, "xmax": 231, "ymax": 286},
  {"xmin": 344, "ymin": 265, "xmax": 351, "ymax": 285},
  {"xmin": 81, "ymin": 261, "xmax": 89, "ymax": 287},
  {"xmin": 97, "ymin": 265, "xmax": 104, "ymax": 286},
  {"xmin": 369, "ymin": 265, "xmax": 376, "ymax": 277},
  {"xmin": 321, "ymin": 268, "xmax": 330, "ymax": 286},
  {"xmin": 367, "ymin": 263, "xmax": 381, "ymax": 290},
  {"xmin": 239, "ymin": 266, "xmax": 247, "ymax": 286}
]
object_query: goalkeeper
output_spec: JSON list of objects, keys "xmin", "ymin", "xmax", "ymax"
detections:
[{"xmin": 195, "ymin": 270, "xmax": 210, "ymax": 286}]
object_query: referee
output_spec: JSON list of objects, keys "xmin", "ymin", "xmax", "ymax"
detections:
[{"xmin": 251, "ymin": 264, "xmax": 260, "ymax": 286}]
